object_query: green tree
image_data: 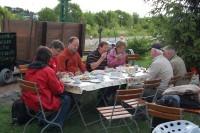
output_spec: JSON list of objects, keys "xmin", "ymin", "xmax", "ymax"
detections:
[
  {"xmin": 106, "ymin": 11, "xmax": 119, "ymax": 28},
  {"xmin": 94, "ymin": 11, "xmax": 107, "ymax": 26},
  {"xmin": 38, "ymin": 8, "xmax": 58, "ymax": 21},
  {"xmin": 0, "ymin": 6, "xmax": 18, "ymax": 31},
  {"xmin": 52, "ymin": 1, "xmax": 155, "ymax": 37},
  {"xmin": 68, "ymin": 3, "xmax": 83, "ymax": 22},
  {"xmin": 114, "ymin": 10, "xmax": 133, "ymax": 27},
  {"xmin": 83, "ymin": 12, "xmax": 95, "ymax": 26},
  {"xmin": 145, "ymin": 0, "xmax": 200, "ymax": 69},
  {"xmin": 0, "ymin": 7, "xmax": 16, "ymax": 20},
  {"xmin": 132, "ymin": 12, "xmax": 139, "ymax": 25},
  {"xmin": 54, "ymin": 1, "xmax": 83, "ymax": 22}
]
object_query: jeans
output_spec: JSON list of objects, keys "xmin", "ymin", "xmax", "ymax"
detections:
[
  {"xmin": 53, "ymin": 94, "xmax": 71, "ymax": 127},
  {"xmin": 157, "ymin": 95, "xmax": 180, "ymax": 107},
  {"xmin": 38, "ymin": 94, "xmax": 71, "ymax": 127}
]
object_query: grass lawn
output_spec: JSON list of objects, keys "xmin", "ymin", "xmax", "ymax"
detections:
[
  {"xmin": 0, "ymin": 88, "xmax": 149, "ymax": 133},
  {"xmin": 0, "ymin": 102, "xmax": 149, "ymax": 133},
  {"xmin": 1, "ymin": 101, "xmax": 200, "ymax": 133}
]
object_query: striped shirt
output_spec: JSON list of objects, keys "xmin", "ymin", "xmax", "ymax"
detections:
[{"xmin": 86, "ymin": 50, "xmax": 107, "ymax": 72}]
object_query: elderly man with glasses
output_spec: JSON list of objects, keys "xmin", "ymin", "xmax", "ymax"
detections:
[{"xmin": 146, "ymin": 43, "xmax": 173, "ymax": 99}]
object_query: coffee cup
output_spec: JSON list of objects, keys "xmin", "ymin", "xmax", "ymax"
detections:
[
  {"xmin": 73, "ymin": 77, "xmax": 81, "ymax": 84},
  {"xmin": 96, "ymin": 74, "xmax": 104, "ymax": 81}
]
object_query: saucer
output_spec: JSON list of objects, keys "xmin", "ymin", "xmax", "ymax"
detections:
[
  {"xmin": 89, "ymin": 79, "xmax": 102, "ymax": 83},
  {"xmin": 110, "ymin": 76, "xmax": 120, "ymax": 79}
]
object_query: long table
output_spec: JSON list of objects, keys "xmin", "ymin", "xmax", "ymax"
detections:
[
  {"xmin": 63, "ymin": 70, "xmax": 148, "ymax": 127},
  {"xmin": 64, "ymin": 71, "xmax": 148, "ymax": 94}
]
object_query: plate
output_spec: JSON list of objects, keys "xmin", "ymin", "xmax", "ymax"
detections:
[
  {"xmin": 105, "ymin": 68, "xmax": 115, "ymax": 72},
  {"xmin": 63, "ymin": 81, "xmax": 72, "ymax": 83},
  {"xmin": 80, "ymin": 80, "xmax": 91, "ymax": 82},
  {"xmin": 61, "ymin": 78, "xmax": 73, "ymax": 83},
  {"xmin": 73, "ymin": 81, "xmax": 81, "ymax": 84},
  {"xmin": 91, "ymin": 70, "xmax": 105, "ymax": 75},
  {"xmin": 89, "ymin": 79, "xmax": 102, "ymax": 83},
  {"xmin": 110, "ymin": 76, "xmax": 120, "ymax": 79},
  {"xmin": 128, "ymin": 74, "xmax": 136, "ymax": 77}
]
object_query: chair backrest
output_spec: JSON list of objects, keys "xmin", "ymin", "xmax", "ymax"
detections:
[
  {"xmin": 18, "ymin": 79, "xmax": 45, "ymax": 113},
  {"xmin": 19, "ymin": 79, "xmax": 37, "ymax": 93},
  {"xmin": 126, "ymin": 54, "xmax": 140, "ymax": 62},
  {"xmin": 18, "ymin": 79, "xmax": 41, "ymax": 117},
  {"xmin": 169, "ymin": 76, "xmax": 181, "ymax": 86},
  {"xmin": 116, "ymin": 88, "xmax": 144, "ymax": 101},
  {"xmin": 116, "ymin": 88, "xmax": 145, "ymax": 109},
  {"xmin": 147, "ymin": 103, "xmax": 182, "ymax": 120},
  {"xmin": 18, "ymin": 64, "xmax": 28, "ymax": 74},
  {"xmin": 144, "ymin": 79, "xmax": 161, "ymax": 89}
]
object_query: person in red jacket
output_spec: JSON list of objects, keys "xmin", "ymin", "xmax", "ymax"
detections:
[
  {"xmin": 48, "ymin": 40, "xmax": 64, "ymax": 72},
  {"xmin": 56, "ymin": 36, "xmax": 86, "ymax": 75},
  {"xmin": 21, "ymin": 46, "xmax": 71, "ymax": 127}
]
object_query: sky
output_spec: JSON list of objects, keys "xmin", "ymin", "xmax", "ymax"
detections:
[{"xmin": 0, "ymin": 0, "xmax": 152, "ymax": 17}]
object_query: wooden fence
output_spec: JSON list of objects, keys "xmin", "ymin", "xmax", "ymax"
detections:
[{"xmin": 1, "ymin": 19, "xmax": 85, "ymax": 64}]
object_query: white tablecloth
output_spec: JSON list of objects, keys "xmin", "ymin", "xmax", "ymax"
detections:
[{"xmin": 64, "ymin": 71, "xmax": 148, "ymax": 94}]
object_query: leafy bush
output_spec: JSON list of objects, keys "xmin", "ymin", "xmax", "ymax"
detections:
[
  {"xmin": 127, "ymin": 37, "xmax": 152, "ymax": 55},
  {"xmin": 86, "ymin": 25, "xmax": 98, "ymax": 37},
  {"xmin": 147, "ymin": 0, "xmax": 200, "ymax": 72},
  {"xmin": 177, "ymin": 43, "xmax": 200, "ymax": 71}
]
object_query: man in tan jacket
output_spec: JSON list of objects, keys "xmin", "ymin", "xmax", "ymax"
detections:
[
  {"xmin": 163, "ymin": 45, "xmax": 187, "ymax": 85},
  {"xmin": 163, "ymin": 46, "xmax": 187, "ymax": 77}
]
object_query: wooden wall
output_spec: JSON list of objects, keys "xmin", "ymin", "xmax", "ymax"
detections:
[{"xmin": 1, "ymin": 19, "xmax": 85, "ymax": 63}]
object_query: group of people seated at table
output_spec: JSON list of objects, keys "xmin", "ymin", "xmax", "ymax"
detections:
[
  {"xmin": 21, "ymin": 36, "xmax": 128, "ymax": 128},
  {"xmin": 21, "ymin": 35, "xmax": 188, "ymax": 128}
]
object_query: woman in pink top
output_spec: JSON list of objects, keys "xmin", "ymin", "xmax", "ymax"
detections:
[{"xmin": 107, "ymin": 40, "xmax": 127, "ymax": 68}]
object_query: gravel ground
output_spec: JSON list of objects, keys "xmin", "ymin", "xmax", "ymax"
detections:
[{"xmin": 0, "ymin": 83, "xmax": 20, "ymax": 105}]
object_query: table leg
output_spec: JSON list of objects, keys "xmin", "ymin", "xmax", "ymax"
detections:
[{"xmin": 72, "ymin": 94, "xmax": 100, "ymax": 127}]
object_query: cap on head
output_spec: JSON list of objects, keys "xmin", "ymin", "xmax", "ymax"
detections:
[{"xmin": 151, "ymin": 43, "xmax": 162, "ymax": 50}]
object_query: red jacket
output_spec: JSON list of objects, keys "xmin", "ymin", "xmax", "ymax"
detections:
[
  {"xmin": 56, "ymin": 48, "xmax": 86, "ymax": 74},
  {"xmin": 21, "ymin": 66, "xmax": 64, "ymax": 112},
  {"xmin": 49, "ymin": 56, "xmax": 58, "ymax": 72}
]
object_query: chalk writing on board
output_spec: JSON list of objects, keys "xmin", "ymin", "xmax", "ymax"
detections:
[{"xmin": 0, "ymin": 32, "xmax": 16, "ymax": 70}]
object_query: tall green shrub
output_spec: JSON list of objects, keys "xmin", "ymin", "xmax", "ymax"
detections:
[
  {"xmin": 127, "ymin": 37, "xmax": 152, "ymax": 55},
  {"xmin": 145, "ymin": 0, "xmax": 200, "ymax": 71}
]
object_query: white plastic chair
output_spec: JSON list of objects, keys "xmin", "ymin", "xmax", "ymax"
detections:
[
  {"xmin": 127, "ymin": 49, "xmax": 134, "ymax": 55},
  {"xmin": 152, "ymin": 120, "xmax": 200, "ymax": 133}
]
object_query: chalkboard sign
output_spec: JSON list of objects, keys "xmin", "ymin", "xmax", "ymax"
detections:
[{"xmin": 0, "ymin": 32, "xmax": 16, "ymax": 71}]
